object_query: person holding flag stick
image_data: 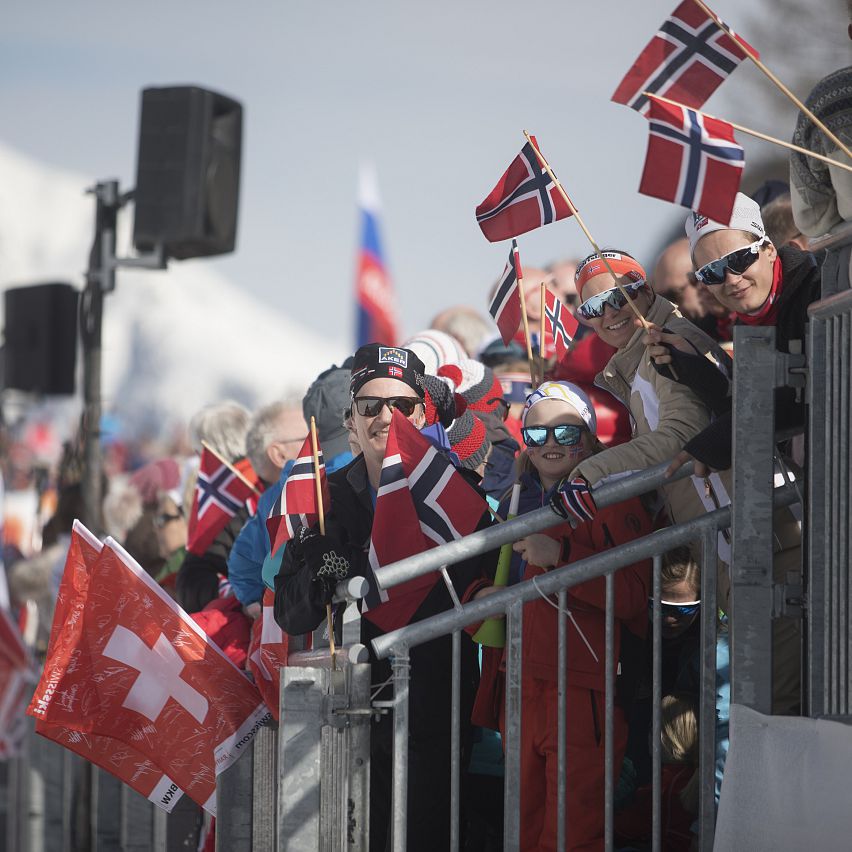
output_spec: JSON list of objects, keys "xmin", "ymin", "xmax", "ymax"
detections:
[{"xmin": 308, "ymin": 416, "xmax": 337, "ymax": 666}]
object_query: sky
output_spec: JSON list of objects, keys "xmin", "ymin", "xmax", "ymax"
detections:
[{"xmin": 2, "ymin": 0, "xmax": 849, "ymax": 346}]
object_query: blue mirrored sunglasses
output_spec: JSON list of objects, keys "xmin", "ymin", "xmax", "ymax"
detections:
[
  {"xmin": 577, "ymin": 280, "xmax": 646, "ymax": 320},
  {"xmin": 694, "ymin": 239, "xmax": 765, "ymax": 285},
  {"xmin": 648, "ymin": 597, "xmax": 701, "ymax": 617},
  {"xmin": 521, "ymin": 424, "xmax": 587, "ymax": 447}
]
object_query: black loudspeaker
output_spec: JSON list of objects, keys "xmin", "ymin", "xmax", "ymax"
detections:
[
  {"xmin": 3, "ymin": 282, "xmax": 79, "ymax": 395},
  {"xmin": 132, "ymin": 85, "xmax": 243, "ymax": 260}
]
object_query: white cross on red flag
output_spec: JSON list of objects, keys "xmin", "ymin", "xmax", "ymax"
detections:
[
  {"xmin": 247, "ymin": 588, "xmax": 290, "ymax": 720},
  {"xmin": 28, "ymin": 521, "xmax": 270, "ymax": 816}
]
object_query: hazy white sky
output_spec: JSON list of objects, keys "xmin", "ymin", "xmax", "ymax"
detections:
[{"xmin": 2, "ymin": 0, "xmax": 848, "ymax": 345}]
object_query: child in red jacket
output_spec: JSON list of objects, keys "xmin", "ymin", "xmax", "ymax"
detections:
[{"xmin": 472, "ymin": 381, "xmax": 652, "ymax": 852}]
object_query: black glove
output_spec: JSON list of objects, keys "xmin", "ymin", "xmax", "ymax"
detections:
[{"xmin": 292, "ymin": 525, "xmax": 351, "ymax": 604}]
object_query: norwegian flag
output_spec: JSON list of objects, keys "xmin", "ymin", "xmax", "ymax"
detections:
[
  {"xmin": 639, "ymin": 94, "xmax": 744, "ymax": 223},
  {"xmin": 28, "ymin": 523, "xmax": 270, "ymax": 817},
  {"xmin": 266, "ymin": 436, "xmax": 330, "ymax": 554},
  {"xmin": 247, "ymin": 589, "xmax": 290, "ymax": 720},
  {"xmin": 187, "ymin": 449, "xmax": 259, "ymax": 556},
  {"xmin": 476, "ymin": 137, "xmax": 575, "ymax": 242},
  {"xmin": 489, "ymin": 239, "xmax": 524, "ymax": 345},
  {"xmin": 612, "ymin": 0, "xmax": 757, "ymax": 115},
  {"xmin": 544, "ymin": 289, "xmax": 579, "ymax": 362},
  {"xmin": 366, "ymin": 410, "xmax": 488, "ymax": 632}
]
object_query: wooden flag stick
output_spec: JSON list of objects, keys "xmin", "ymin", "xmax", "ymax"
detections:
[
  {"xmin": 309, "ymin": 416, "xmax": 336, "ymax": 667},
  {"xmin": 200, "ymin": 441, "xmax": 261, "ymax": 495},
  {"xmin": 539, "ymin": 282, "xmax": 547, "ymax": 384},
  {"xmin": 517, "ymin": 274, "xmax": 537, "ymax": 385},
  {"xmin": 692, "ymin": 0, "xmax": 852, "ymax": 161},
  {"xmin": 522, "ymin": 131, "xmax": 652, "ymax": 334},
  {"xmin": 645, "ymin": 92, "xmax": 852, "ymax": 176}
]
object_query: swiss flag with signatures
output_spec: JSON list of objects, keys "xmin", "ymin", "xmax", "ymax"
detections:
[
  {"xmin": 28, "ymin": 522, "xmax": 270, "ymax": 816},
  {"xmin": 247, "ymin": 588, "xmax": 290, "ymax": 720}
]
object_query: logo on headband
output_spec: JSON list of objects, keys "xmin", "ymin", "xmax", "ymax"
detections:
[
  {"xmin": 692, "ymin": 212, "xmax": 709, "ymax": 231},
  {"xmin": 378, "ymin": 347, "xmax": 408, "ymax": 368},
  {"xmin": 387, "ymin": 366, "xmax": 403, "ymax": 378}
]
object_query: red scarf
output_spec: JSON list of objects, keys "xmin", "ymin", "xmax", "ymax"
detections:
[{"xmin": 736, "ymin": 256, "xmax": 783, "ymax": 326}]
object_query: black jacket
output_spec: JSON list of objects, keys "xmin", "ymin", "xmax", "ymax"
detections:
[
  {"xmin": 680, "ymin": 246, "xmax": 822, "ymax": 470},
  {"xmin": 274, "ymin": 454, "xmax": 498, "ymax": 736}
]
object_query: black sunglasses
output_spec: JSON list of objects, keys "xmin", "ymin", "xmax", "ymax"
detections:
[
  {"xmin": 577, "ymin": 280, "xmax": 646, "ymax": 320},
  {"xmin": 694, "ymin": 240, "xmax": 764, "ymax": 285},
  {"xmin": 521, "ymin": 424, "xmax": 587, "ymax": 447},
  {"xmin": 352, "ymin": 396, "xmax": 423, "ymax": 418}
]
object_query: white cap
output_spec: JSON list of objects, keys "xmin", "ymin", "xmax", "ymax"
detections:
[{"xmin": 684, "ymin": 192, "xmax": 766, "ymax": 258}]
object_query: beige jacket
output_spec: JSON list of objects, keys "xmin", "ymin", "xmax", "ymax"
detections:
[{"xmin": 575, "ymin": 295, "xmax": 731, "ymax": 533}]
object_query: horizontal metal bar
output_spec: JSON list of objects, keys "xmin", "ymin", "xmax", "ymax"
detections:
[
  {"xmin": 375, "ymin": 460, "xmax": 695, "ymax": 591},
  {"xmin": 372, "ymin": 485, "xmax": 798, "ymax": 659},
  {"xmin": 807, "ymin": 221, "xmax": 852, "ymax": 253},
  {"xmin": 807, "ymin": 288, "xmax": 852, "ymax": 320}
]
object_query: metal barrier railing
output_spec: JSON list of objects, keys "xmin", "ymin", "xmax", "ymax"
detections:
[{"xmin": 806, "ymin": 286, "xmax": 852, "ymax": 718}]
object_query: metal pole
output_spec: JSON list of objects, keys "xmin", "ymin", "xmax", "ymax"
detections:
[
  {"xmin": 651, "ymin": 555, "xmax": 662, "ymax": 852},
  {"xmin": 604, "ymin": 573, "xmax": 614, "ymax": 852},
  {"xmin": 450, "ymin": 631, "xmax": 461, "ymax": 852},
  {"xmin": 730, "ymin": 326, "xmax": 777, "ymax": 713},
  {"xmin": 557, "ymin": 589, "xmax": 567, "ymax": 852},
  {"xmin": 504, "ymin": 600, "xmax": 523, "ymax": 852},
  {"xmin": 698, "ymin": 530, "xmax": 718, "ymax": 851},
  {"xmin": 391, "ymin": 648, "xmax": 410, "ymax": 852},
  {"xmin": 347, "ymin": 664, "xmax": 371, "ymax": 852}
]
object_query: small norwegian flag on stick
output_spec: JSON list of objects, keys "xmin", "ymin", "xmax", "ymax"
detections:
[
  {"xmin": 611, "ymin": 0, "xmax": 755, "ymax": 115},
  {"xmin": 476, "ymin": 137, "xmax": 575, "ymax": 242},
  {"xmin": 544, "ymin": 289, "xmax": 579, "ymax": 365},
  {"xmin": 187, "ymin": 445, "xmax": 260, "ymax": 556},
  {"xmin": 639, "ymin": 93, "xmax": 744, "ymax": 223}
]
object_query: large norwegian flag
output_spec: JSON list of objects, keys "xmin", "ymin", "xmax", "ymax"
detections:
[
  {"xmin": 476, "ymin": 137, "xmax": 575, "ymax": 243},
  {"xmin": 639, "ymin": 94, "xmax": 744, "ymax": 223},
  {"xmin": 366, "ymin": 410, "xmax": 488, "ymax": 632},
  {"xmin": 355, "ymin": 163, "xmax": 399, "ymax": 347},
  {"xmin": 544, "ymin": 289, "xmax": 580, "ymax": 362},
  {"xmin": 266, "ymin": 435, "xmax": 330, "ymax": 555},
  {"xmin": 488, "ymin": 239, "xmax": 524, "ymax": 345},
  {"xmin": 612, "ymin": 0, "xmax": 757, "ymax": 115},
  {"xmin": 187, "ymin": 449, "xmax": 259, "ymax": 556},
  {"xmin": 28, "ymin": 522, "xmax": 270, "ymax": 816},
  {"xmin": 29, "ymin": 523, "xmax": 187, "ymax": 810},
  {"xmin": 247, "ymin": 589, "xmax": 290, "ymax": 720}
]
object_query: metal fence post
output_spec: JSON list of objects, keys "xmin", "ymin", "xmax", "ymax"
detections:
[
  {"xmin": 215, "ymin": 732, "xmax": 254, "ymax": 852},
  {"xmin": 503, "ymin": 600, "xmax": 523, "ymax": 852},
  {"xmin": 347, "ymin": 662, "xmax": 372, "ymax": 852},
  {"xmin": 390, "ymin": 647, "xmax": 410, "ymax": 852},
  {"xmin": 251, "ymin": 721, "xmax": 278, "ymax": 851},
  {"xmin": 730, "ymin": 325, "xmax": 777, "ymax": 713}
]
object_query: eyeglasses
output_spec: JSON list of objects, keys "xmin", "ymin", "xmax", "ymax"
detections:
[
  {"xmin": 648, "ymin": 598, "xmax": 701, "ymax": 617},
  {"xmin": 694, "ymin": 239, "xmax": 765, "ymax": 285},
  {"xmin": 487, "ymin": 397, "xmax": 510, "ymax": 421},
  {"xmin": 577, "ymin": 280, "xmax": 647, "ymax": 320},
  {"xmin": 521, "ymin": 424, "xmax": 587, "ymax": 447},
  {"xmin": 352, "ymin": 396, "xmax": 424, "ymax": 418}
]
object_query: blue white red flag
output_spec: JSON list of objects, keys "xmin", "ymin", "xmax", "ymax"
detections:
[
  {"xmin": 476, "ymin": 137, "xmax": 574, "ymax": 243},
  {"xmin": 639, "ymin": 94, "xmax": 744, "ymax": 223},
  {"xmin": 612, "ymin": 0, "xmax": 757, "ymax": 115},
  {"xmin": 366, "ymin": 410, "xmax": 488, "ymax": 632},
  {"xmin": 187, "ymin": 450, "xmax": 259, "ymax": 556},
  {"xmin": 489, "ymin": 240, "xmax": 524, "ymax": 345},
  {"xmin": 355, "ymin": 164, "xmax": 399, "ymax": 348},
  {"xmin": 544, "ymin": 289, "xmax": 579, "ymax": 362},
  {"xmin": 266, "ymin": 436, "xmax": 330, "ymax": 555}
]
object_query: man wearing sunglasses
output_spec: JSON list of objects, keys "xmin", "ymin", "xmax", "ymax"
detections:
[
  {"xmin": 275, "ymin": 342, "xmax": 496, "ymax": 852},
  {"xmin": 662, "ymin": 192, "xmax": 823, "ymax": 479}
]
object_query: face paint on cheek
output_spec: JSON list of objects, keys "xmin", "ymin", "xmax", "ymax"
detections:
[{"xmin": 563, "ymin": 444, "xmax": 588, "ymax": 460}]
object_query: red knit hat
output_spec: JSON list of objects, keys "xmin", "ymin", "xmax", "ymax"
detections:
[
  {"xmin": 447, "ymin": 409, "xmax": 490, "ymax": 470},
  {"xmin": 439, "ymin": 361, "xmax": 503, "ymax": 415}
]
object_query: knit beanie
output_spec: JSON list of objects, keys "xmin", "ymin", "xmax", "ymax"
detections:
[
  {"xmin": 447, "ymin": 409, "xmax": 491, "ymax": 470},
  {"xmin": 422, "ymin": 374, "xmax": 458, "ymax": 428},
  {"xmin": 439, "ymin": 360, "xmax": 503, "ymax": 415}
]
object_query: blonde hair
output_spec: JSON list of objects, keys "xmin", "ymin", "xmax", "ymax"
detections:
[
  {"xmin": 661, "ymin": 546, "xmax": 700, "ymax": 600},
  {"xmin": 661, "ymin": 693, "xmax": 698, "ymax": 765}
]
